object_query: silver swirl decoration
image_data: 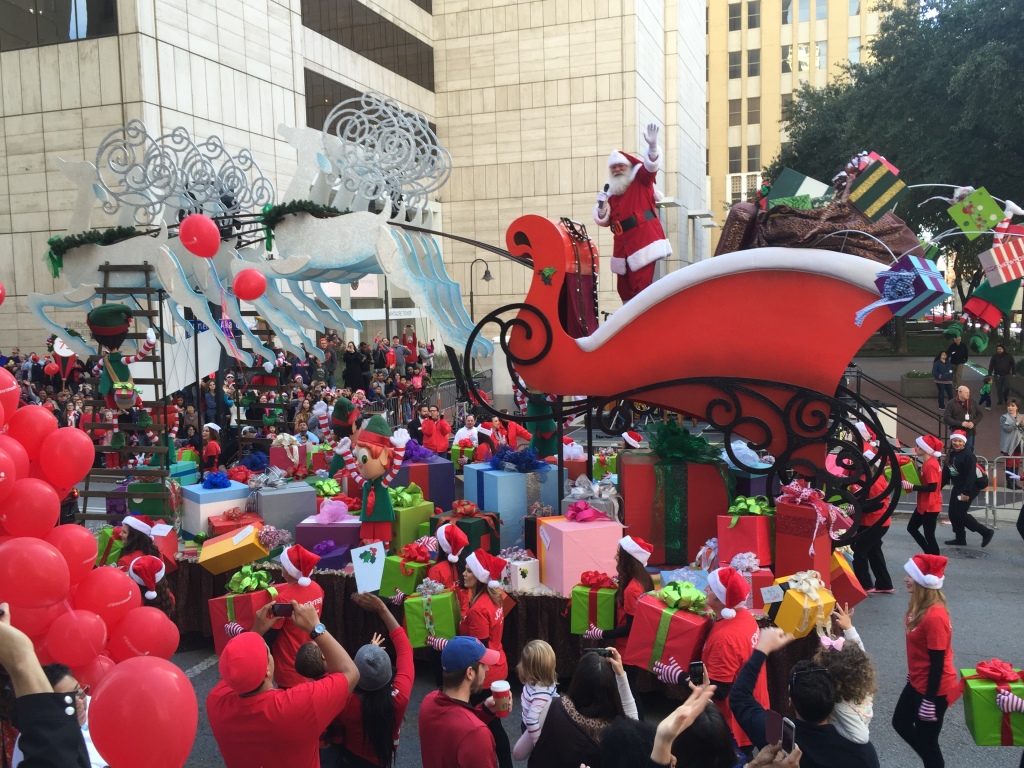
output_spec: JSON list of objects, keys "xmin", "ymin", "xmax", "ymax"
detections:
[{"xmin": 322, "ymin": 91, "xmax": 451, "ymax": 211}]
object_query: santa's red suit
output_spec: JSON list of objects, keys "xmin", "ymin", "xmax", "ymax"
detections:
[{"xmin": 593, "ymin": 146, "xmax": 671, "ymax": 302}]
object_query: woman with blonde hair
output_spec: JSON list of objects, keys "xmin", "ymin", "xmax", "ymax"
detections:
[{"xmin": 892, "ymin": 554, "xmax": 958, "ymax": 768}]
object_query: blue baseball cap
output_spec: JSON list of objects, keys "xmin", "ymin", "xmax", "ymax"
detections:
[{"xmin": 441, "ymin": 636, "xmax": 500, "ymax": 672}]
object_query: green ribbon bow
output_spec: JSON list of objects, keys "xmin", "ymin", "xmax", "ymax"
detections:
[
  {"xmin": 727, "ymin": 495, "xmax": 774, "ymax": 528},
  {"xmin": 262, "ymin": 203, "xmax": 275, "ymax": 251},
  {"xmin": 657, "ymin": 581, "xmax": 707, "ymax": 613},
  {"xmin": 193, "ymin": 532, "xmax": 209, "ymax": 544},
  {"xmin": 227, "ymin": 565, "xmax": 273, "ymax": 594},
  {"xmin": 388, "ymin": 483, "xmax": 423, "ymax": 509},
  {"xmin": 44, "ymin": 236, "xmax": 64, "ymax": 279},
  {"xmin": 313, "ymin": 479, "xmax": 342, "ymax": 498},
  {"xmin": 646, "ymin": 421, "xmax": 723, "ymax": 464}
]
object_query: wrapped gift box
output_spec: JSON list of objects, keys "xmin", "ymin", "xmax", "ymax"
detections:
[
  {"xmin": 481, "ymin": 467, "xmax": 565, "ymax": 550},
  {"xmin": 169, "ymin": 460, "xmax": 199, "ymax": 487},
  {"xmin": 717, "ymin": 515, "xmax": 773, "ymax": 568},
  {"xmin": 545, "ymin": 456, "xmax": 587, "ymax": 481},
  {"xmin": 269, "ymin": 443, "xmax": 307, "ymax": 473},
  {"xmin": 393, "ymin": 458, "xmax": 456, "ymax": 516},
  {"xmin": 961, "ymin": 665, "xmax": 1024, "ymax": 746},
  {"xmin": 198, "ymin": 525, "xmax": 270, "ymax": 575},
  {"xmin": 295, "ymin": 515, "xmax": 362, "ymax": 552},
  {"xmin": 774, "ymin": 500, "xmax": 833, "ymax": 588},
  {"xmin": 862, "ymin": 254, "xmax": 952, "ymax": 323},
  {"xmin": 661, "ymin": 567, "xmax": 708, "ymax": 594},
  {"xmin": 153, "ymin": 527, "xmax": 179, "ymax": 575},
  {"xmin": 254, "ymin": 482, "xmax": 317, "ymax": 532},
  {"xmin": 306, "ymin": 445, "xmax": 331, "ymax": 473},
  {"xmin": 506, "ymin": 557, "xmax": 540, "ymax": 593},
  {"xmin": 208, "ymin": 510, "xmax": 264, "ymax": 538},
  {"xmin": 736, "ymin": 567, "xmax": 775, "ymax": 611},
  {"xmin": 593, "ymin": 453, "xmax": 617, "ymax": 481},
  {"xmin": 980, "ymin": 238, "xmax": 1024, "ymax": 287},
  {"xmin": 450, "ymin": 445, "xmax": 474, "ymax": 469},
  {"xmin": 208, "ymin": 588, "xmax": 276, "ymax": 654},
  {"xmin": 829, "ymin": 552, "xmax": 867, "ymax": 609},
  {"xmin": 417, "ymin": 520, "xmax": 432, "ymax": 539},
  {"xmin": 848, "ymin": 160, "xmax": 907, "ymax": 222},
  {"xmin": 315, "ymin": 545, "xmax": 351, "ymax": 570},
  {"xmin": 125, "ymin": 481, "xmax": 169, "ymax": 518},
  {"xmin": 181, "ymin": 480, "xmax": 251, "ymax": 538},
  {"xmin": 95, "ymin": 526, "xmax": 123, "ymax": 566},
  {"xmin": 618, "ymin": 451, "xmax": 728, "ymax": 566},
  {"xmin": 731, "ymin": 463, "xmax": 773, "ymax": 497},
  {"xmin": 379, "ymin": 555, "xmax": 429, "ymax": 598},
  {"xmin": 537, "ymin": 517, "xmax": 623, "ymax": 596},
  {"xmin": 622, "ymin": 594, "xmax": 713, "ymax": 670},
  {"xmin": 948, "ymin": 186, "xmax": 1002, "ymax": 240},
  {"xmin": 430, "ymin": 509, "xmax": 501, "ymax": 555},
  {"xmin": 391, "ymin": 490, "xmax": 436, "ymax": 551},
  {"xmin": 765, "ymin": 575, "xmax": 836, "ymax": 638},
  {"xmin": 570, "ymin": 584, "xmax": 617, "ymax": 634},
  {"xmin": 405, "ymin": 590, "xmax": 459, "ymax": 648},
  {"xmin": 462, "ymin": 463, "xmax": 490, "ymax": 505},
  {"xmin": 560, "ymin": 496, "xmax": 619, "ymax": 520},
  {"xmin": 105, "ymin": 480, "xmax": 129, "ymax": 518},
  {"xmin": 884, "ymin": 458, "xmax": 921, "ymax": 487}
]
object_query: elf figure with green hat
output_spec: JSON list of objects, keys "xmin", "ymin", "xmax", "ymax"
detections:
[
  {"xmin": 321, "ymin": 396, "xmax": 361, "ymax": 475},
  {"xmin": 87, "ymin": 304, "xmax": 159, "ymax": 449},
  {"xmin": 334, "ymin": 414, "xmax": 409, "ymax": 548}
]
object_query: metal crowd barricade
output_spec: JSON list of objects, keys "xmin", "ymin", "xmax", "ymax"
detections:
[{"xmin": 987, "ymin": 455, "xmax": 1022, "ymax": 529}]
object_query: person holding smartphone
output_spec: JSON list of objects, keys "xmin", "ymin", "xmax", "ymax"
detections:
[{"xmin": 261, "ymin": 545, "xmax": 325, "ymax": 689}]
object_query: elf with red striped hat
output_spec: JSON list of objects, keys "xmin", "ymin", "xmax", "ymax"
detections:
[{"xmin": 903, "ymin": 435, "xmax": 944, "ymax": 555}]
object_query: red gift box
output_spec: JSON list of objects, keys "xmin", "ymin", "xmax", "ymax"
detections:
[
  {"xmin": 208, "ymin": 509, "xmax": 264, "ymax": 537},
  {"xmin": 269, "ymin": 444, "xmax": 307, "ymax": 473},
  {"xmin": 717, "ymin": 515, "xmax": 773, "ymax": 567},
  {"xmin": 619, "ymin": 451, "xmax": 728, "ymax": 565},
  {"xmin": 544, "ymin": 456, "xmax": 588, "ymax": 481},
  {"xmin": 622, "ymin": 594, "xmax": 713, "ymax": 671},
  {"xmin": 153, "ymin": 528, "xmax": 179, "ymax": 574},
  {"xmin": 773, "ymin": 500, "xmax": 832, "ymax": 588},
  {"xmin": 310, "ymin": 450, "xmax": 329, "ymax": 473},
  {"xmin": 737, "ymin": 567, "xmax": 775, "ymax": 611},
  {"xmin": 829, "ymin": 552, "xmax": 867, "ymax": 609},
  {"xmin": 208, "ymin": 589, "xmax": 276, "ymax": 654}
]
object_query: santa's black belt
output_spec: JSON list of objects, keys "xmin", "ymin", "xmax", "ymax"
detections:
[{"xmin": 610, "ymin": 209, "xmax": 658, "ymax": 235}]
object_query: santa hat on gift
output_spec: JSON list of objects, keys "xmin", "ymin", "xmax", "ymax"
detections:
[
  {"xmin": 562, "ymin": 436, "xmax": 574, "ymax": 445},
  {"xmin": 855, "ymin": 422, "xmax": 877, "ymax": 447},
  {"xmin": 128, "ymin": 555, "xmax": 166, "ymax": 600},
  {"xmin": 904, "ymin": 554, "xmax": 948, "ymax": 590},
  {"xmin": 619, "ymin": 535, "xmax": 654, "ymax": 566},
  {"xmin": 608, "ymin": 150, "xmax": 642, "ymax": 168},
  {"xmin": 121, "ymin": 514, "xmax": 172, "ymax": 539},
  {"xmin": 280, "ymin": 544, "xmax": 320, "ymax": 587},
  {"xmin": 437, "ymin": 523, "xmax": 470, "ymax": 563},
  {"xmin": 707, "ymin": 567, "xmax": 751, "ymax": 619},
  {"xmin": 623, "ymin": 431, "xmax": 642, "ymax": 449},
  {"xmin": 949, "ymin": 430, "xmax": 967, "ymax": 444},
  {"xmin": 916, "ymin": 435, "xmax": 944, "ymax": 458},
  {"xmin": 466, "ymin": 548, "xmax": 507, "ymax": 589}
]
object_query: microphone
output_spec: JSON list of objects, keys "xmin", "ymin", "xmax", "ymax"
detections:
[{"xmin": 604, "ymin": 184, "xmax": 609, "ymax": 192}]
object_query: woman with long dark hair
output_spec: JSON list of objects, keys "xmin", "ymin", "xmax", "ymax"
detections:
[
  {"xmin": 127, "ymin": 555, "xmax": 176, "ymax": 619},
  {"xmin": 473, "ymin": 424, "xmax": 498, "ymax": 463},
  {"xmin": 115, "ymin": 515, "xmax": 162, "ymax": 570}
]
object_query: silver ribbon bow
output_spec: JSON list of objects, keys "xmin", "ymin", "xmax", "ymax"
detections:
[
  {"xmin": 566, "ymin": 476, "xmax": 622, "ymax": 521},
  {"xmin": 729, "ymin": 552, "xmax": 761, "ymax": 573}
]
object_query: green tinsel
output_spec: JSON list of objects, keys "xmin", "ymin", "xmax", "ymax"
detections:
[
  {"xmin": 260, "ymin": 200, "xmax": 351, "ymax": 232},
  {"xmin": 45, "ymin": 226, "xmax": 142, "ymax": 278}
]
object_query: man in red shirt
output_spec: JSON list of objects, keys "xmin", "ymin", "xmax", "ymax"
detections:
[
  {"xmin": 207, "ymin": 601, "xmax": 359, "ymax": 768},
  {"xmin": 419, "ymin": 636, "xmax": 502, "ymax": 768},
  {"xmin": 421, "ymin": 405, "xmax": 451, "ymax": 454},
  {"xmin": 271, "ymin": 545, "xmax": 325, "ymax": 689}
]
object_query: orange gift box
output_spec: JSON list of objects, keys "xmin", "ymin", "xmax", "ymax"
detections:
[{"xmin": 829, "ymin": 552, "xmax": 867, "ymax": 609}]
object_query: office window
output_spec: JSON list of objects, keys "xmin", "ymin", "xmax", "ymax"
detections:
[
  {"xmin": 747, "ymin": 97, "xmax": 760, "ymax": 124},
  {"xmin": 706, "ymin": 6, "xmax": 709, "ymax": 33},
  {"xmin": 748, "ymin": 1, "xmax": 760, "ymax": 29},
  {"xmin": 729, "ymin": 99, "xmax": 743, "ymax": 127},
  {"xmin": 781, "ymin": 0, "xmax": 792, "ymax": 24},
  {"xmin": 729, "ymin": 51, "xmax": 742, "ymax": 79},
  {"xmin": 848, "ymin": 36, "xmax": 861, "ymax": 64},
  {"xmin": 305, "ymin": 69, "xmax": 362, "ymax": 129},
  {"xmin": 0, "ymin": 0, "xmax": 118, "ymax": 52},
  {"xmin": 729, "ymin": 147, "xmax": 742, "ymax": 173},
  {"xmin": 798, "ymin": 0, "xmax": 809, "ymax": 22},
  {"xmin": 730, "ymin": 176, "xmax": 744, "ymax": 204},
  {"xmin": 849, "ymin": 0, "xmax": 860, "ymax": 14},
  {"xmin": 747, "ymin": 146, "xmax": 761, "ymax": 173},
  {"xmin": 782, "ymin": 92, "xmax": 794, "ymax": 110},
  {"xmin": 782, "ymin": 44, "xmax": 792, "ymax": 73},
  {"xmin": 816, "ymin": 0, "xmax": 827, "ymax": 19},
  {"xmin": 706, "ymin": 149, "xmax": 710, "ymax": 175},
  {"xmin": 797, "ymin": 43, "xmax": 809, "ymax": 71},
  {"xmin": 816, "ymin": 41, "xmax": 827, "ymax": 69},
  {"xmin": 728, "ymin": 3, "xmax": 742, "ymax": 31},
  {"xmin": 748, "ymin": 49, "xmax": 760, "ymax": 77}
]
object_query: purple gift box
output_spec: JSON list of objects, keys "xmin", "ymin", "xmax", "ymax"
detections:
[
  {"xmin": 295, "ymin": 515, "xmax": 362, "ymax": 552},
  {"xmin": 315, "ymin": 545, "xmax": 351, "ymax": 569},
  {"xmin": 856, "ymin": 254, "xmax": 952, "ymax": 326},
  {"xmin": 392, "ymin": 457, "xmax": 456, "ymax": 514}
]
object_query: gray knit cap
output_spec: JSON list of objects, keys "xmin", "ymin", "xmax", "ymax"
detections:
[{"xmin": 354, "ymin": 644, "xmax": 393, "ymax": 691}]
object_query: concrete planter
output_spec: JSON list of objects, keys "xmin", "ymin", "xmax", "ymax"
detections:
[{"xmin": 901, "ymin": 375, "xmax": 936, "ymax": 398}]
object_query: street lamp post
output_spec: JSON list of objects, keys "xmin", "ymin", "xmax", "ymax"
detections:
[{"xmin": 468, "ymin": 258, "xmax": 494, "ymax": 322}]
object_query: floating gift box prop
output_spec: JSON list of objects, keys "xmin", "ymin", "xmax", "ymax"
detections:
[
  {"xmin": 773, "ymin": 482, "xmax": 850, "ymax": 588},
  {"xmin": 766, "ymin": 167, "xmax": 834, "ymax": 206},
  {"xmin": 855, "ymin": 254, "xmax": 953, "ymax": 327},
  {"xmin": 622, "ymin": 583, "xmax": 713, "ymax": 670},
  {"xmin": 199, "ymin": 525, "xmax": 271, "ymax": 575},
  {"xmin": 570, "ymin": 571, "xmax": 618, "ymax": 634},
  {"xmin": 718, "ymin": 496, "xmax": 774, "ymax": 567},
  {"xmin": 170, "ymin": 460, "xmax": 199, "ymax": 487},
  {"xmin": 294, "ymin": 502, "xmax": 363, "ymax": 553},
  {"xmin": 208, "ymin": 567, "xmax": 278, "ymax": 653},
  {"xmin": 389, "ymin": 484, "xmax": 435, "ymax": 551},
  {"xmin": 979, "ymin": 237, "xmax": 1024, "ymax": 287},
  {"xmin": 847, "ymin": 160, "xmax": 907, "ymax": 222},
  {"xmin": 391, "ymin": 451, "xmax": 456, "ymax": 517},
  {"xmin": 561, "ymin": 476, "xmax": 622, "ymax": 522},
  {"xmin": 961, "ymin": 660, "xmax": 1024, "ymax": 746},
  {"xmin": 536, "ymin": 516, "xmax": 623, "ymax": 597},
  {"xmin": 405, "ymin": 580, "xmax": 459, "ymax": 648},
  {"xmin": 948, "ymin": 187, "xmax": 1003, "ymax": 240},
  {"xmin": 729, "ymin": 553, "xmax": 774, "ymax": 611},
  {"xmin": 431, "ymin": 501, "xmax": 502, "ymax": 555},
  {"xmin": 764, "ymin": 571, "xmax": 836, "ymax": 639},
  {"xmin": 208, "ymin": 508, "xmax": 264, "ymax": 537},
  {"xmin": 351, "ymin": 542, "xmax": 387, "ymax": 593},
  {"xmin": 181, "ymin": 478, "xmax": 251, "ymax": 538},
  {"xmin": 380, "ymin": 543, "xmax": 432, "ymax": 598},
  {"xmin": 95, "ymin": 526, "xmax": 123, "ymax": 566},
  {"xmin": 829, "ymin": 551, "xmax": 867, "ymax": 609},
  {"xmin": 269, "ymin": 441, "xmax": 307, "ymax": 473}
]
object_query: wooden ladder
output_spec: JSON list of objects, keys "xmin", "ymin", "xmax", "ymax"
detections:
[{"xmin": 232, "ymin": 311, "xmax": 280, "ymax": 459}]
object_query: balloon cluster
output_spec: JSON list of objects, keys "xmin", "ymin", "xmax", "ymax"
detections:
[
  {"xmin": 0, "ymin": 367, "xmax": 196, "ymax": 768},
  {"xmin": 178, "ymin": 213, "xmax": 267, "ymax": 302}
]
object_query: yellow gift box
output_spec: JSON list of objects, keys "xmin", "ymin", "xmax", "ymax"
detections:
[
  {"xmin": 764, "ymin": 572, "xmax": 835, "ymax": 639},
  {"xmin": 198, "ymin": 524, "xmax": 270, "ymax": 575}
]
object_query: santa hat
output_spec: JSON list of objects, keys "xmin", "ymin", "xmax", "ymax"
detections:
[
  {"xmin": 466, "ymin": 548, "xmax": 507, "ymax": 589},
  {"xmin": 608, "ymin": 150, "xmax": 641, "ymax": 168},
  {"xmin": 562, "ymin": 436, "xmax": 574, "ymax": 445},
  {"xmin": 855, "ymin": 422, "xmax": 877, "ymax": 446},
  {"xmin": 477, "ymin": 425, "xmax": 493, "ymax": 438},
  {"xmin": 280, "ymin": 544, "xmax": 320, "ymax": 587},
  {"xmin": 707, "ymin": 567, "xmax": 751, "ymax": 620},
  {"xmin": 619, "ymin": 535, "xmax": 654, "ymax": 567},
  {"xmin": 904, "ymin": 554, "xmax": 947, "ymax": 589},
  {"xmin": 203, "ymin": 422, "xmax": 221, "ymax": 433},
  {"xmin": 916, "ymin": 435, "xmax": 943, "ymax": 458},
  {"xmin": 623, "ymin": 431, "xmax": 642, "ymax": 448},
  {"xmin": 437, "ymin": 523, "xmax": 470, "ymax": 563},
  {"xmin": 949, "ymin": 430, "xmax": 967, "ymax": 443},
  {"xmin": 128, "ymin": 555, "xmax": 166, "ymax": 600},
  {"xmin": 121, "ymin": 514, "xmax": 172, "ymax": 539}
]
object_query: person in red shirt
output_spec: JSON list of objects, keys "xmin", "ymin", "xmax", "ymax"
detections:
[
  {"xmin": 903, "ymin": 435, "xmax": 944, "ymax": 556},
  {"xmin": 270, "ymin": 545, "xmax": 325, "ymax": 689},
  {"xmin": 494, "ymin": 412, "xmax": 532, "ymax": 450},
  {"xmin": 584, "ymin": 535, "xmax": 655, "ymax": 719},
  {"xmin": 421, "ymin": 405, "xmax": 451, "ymax": 454},
  {"xmin": 419, "ymin": 636, "xmax": 502, "ymax": 768},
  {"xmin": 202, "ymin": 422, "xmax": 222, "ymax": 474},
  {"xmin": 427, "ymin": 524, "xmax": 471, "ymax": 614},
  {"xmin": 852, "ymin": 446, "xmax": 894, "ymax": 594},
  {"xmin": 207, "ymin": 603, "xmax": 359, "ymax": 768},
  {"xmin": 892, "ymin": 554, "xmax": 958, "ymax": 768},
  {"xmin": 473, "ymin": 424, "xmax": 497, "ymax": 463},
  {"xmin": 115, "ymin": 514, "xmax": 164, "ymax": 570}
]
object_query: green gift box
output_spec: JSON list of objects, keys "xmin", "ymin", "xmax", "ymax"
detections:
[
  {"xmin": 450, "ymin": 445, "xmax": 473, "ymax": 469},
  {"xmin": 592, "ymin": 453, "xmax": 617, "ymax": 481},
  {"xmin": 961, "ymin": 666, "xmax": 1024, "ymax": 746},
  {"xmin": 95, "ymin": 526, "xmax": 123, "ymax": 566},
  {"xmin": 570, "ymin": 584, "xmax": 617, "ymax": 634},
  {"xmin": 430, "ymin": 509, "xmax": 501, "ymax": 555},
  {"xmin": 405, "ymin": 590, "xmax": 459, "ymax": 648},
  {"xmin": 884, "ymin": 459, "xmax": 921, "ymax": 487},
  {"xmin": 417, "ymin": 520, "xmax": 432, "ymax": 538},
  {"xmin": 125, "ymin": 481, "xmax": 169, "ymax": 518},
  {"xmin": 392, "ymin": 501, "xmax": 435, "ymax": 551},
  {"xmin": 380, "ymin": 555, "xmax": 429, "ymax": 598}
]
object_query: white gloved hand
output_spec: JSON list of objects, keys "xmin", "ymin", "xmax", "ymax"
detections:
[
  {"xmin": 643, "ymin": 122, "xmax": 660, "ymax": 148},
  {"xmin": 336, "ymin": 437, "xmax": 352, "ymax": 455},
  {"xmin": 146, "ymin": 327, "xmax": 157, "ymax": 345},
  {"xmin": 596, "ymin": 190, "xmax": 609, "ymax": 205},
  {"xmin": 1006, "ymin": 471, "xmax": 1021, "ymax": 482},
  {"xmin": 263, "ymin": 361, "xmax": 274, "ymax": 374}
]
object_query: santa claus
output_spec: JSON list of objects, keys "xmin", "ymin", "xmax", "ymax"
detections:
[{"xmin": 593, "ymin": 123, "xmax": 672, "ymax": 302}]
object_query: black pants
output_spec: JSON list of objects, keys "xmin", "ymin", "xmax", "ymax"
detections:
[
  {"xmin": 852, "ymin": 524, "xmax": 893, "ymax": 591},
  {"xmin": 471, "ymin": 689, "xmax": 513, "ymax": 768},
  {"xmin": 908, "ymin": 512, "xmax": 941, "ymax": 555},
  {"xmin": 947, "ymin": 495, "xmax": 987, "ymax": 542},
  {"xmin": 1017, "ymin": 504, "xmax": 1024, "ymax": 542},
  {"xmin": 892, "ymin": 683, "xmax": 948, "ymax": 768}
]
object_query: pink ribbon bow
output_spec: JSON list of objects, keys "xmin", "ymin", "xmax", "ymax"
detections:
[
  {"xmin": 776, "ymin": 480, "xmax": 853, "ymax": 555},
  {"xmin": 566, "ymin": 500, "xmax": 604, "ymax": 522},
  {"xmin": 820, "ymin": 636, "xmax": 845, "ymax": 652}
]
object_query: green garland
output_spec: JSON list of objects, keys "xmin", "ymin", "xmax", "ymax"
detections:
[
  {"xmin": 45, "ymin": 226, "xmax": 141, "ymax": 278},
  {"xmin": 261, "ymin": 201, "xmax": 348, "ymax": 231}
]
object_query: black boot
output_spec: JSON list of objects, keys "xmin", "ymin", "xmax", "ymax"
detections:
[
  {"xmin": 981, "ymin": 528, "xmax": 995, "ymax": 547},
  {"xmin": 944, "ymin": 538, "xmax": 967, "ymax": 546}
]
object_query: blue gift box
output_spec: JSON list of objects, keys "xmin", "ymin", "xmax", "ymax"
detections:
[
  {"xmin": 181, "ymin": 480, "xmax": 250, "ymax": 504},
  {"xmin": 463, "ymin": 463, "xmax": 491, "ymax": 505},
  {"xmin": 392, "ymin": 457, "xmax": 456, "ymax": 514},
  {"xmin": 169, "ymin": 460, "xmax": 198, "ymax": 487},
  {"xmin": 856, "ymin": 254, "xmax": 952, "ymax": 326},
  {"xmin": 731, "ymin": 463, "xmax": 773, "ymax": 497},
  {"xmin": 481, "ymin": 466, "xmax": 566, "ymax": 549}
]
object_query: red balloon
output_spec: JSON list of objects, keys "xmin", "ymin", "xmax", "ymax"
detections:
[
  {"xmin": 1, "ymin": 478, "xmax": 59, "ymax": 538},
  {"xmin": 0, "ymin": 368, "xmax": 17, "ymax": 425},
  {"xmin": 107, "ymin": 606, "xmax": 179, "ymax": 661},
  {"xmin": 0, "ymin": 538, "xmax": 70, "ymax": 607},
  {"xmin": 47, "ymin": 525, "xmax": 98, "ymax": 585},
  {"xmin": 0, "ymin": 281, "xmax": 5, "ymax": 306},
  {"xmin": 0, "ymin": 434, "xmax": 30, "ymax": 479},
  {"xmin": 40, "ymin": 428, "xmax": 95, "ymax": 489},
  {"xmin": 6, "ymin": 405, "xmax": 58, "ymax": 461},
  {"xmin": 232, "ymin": 268, "xmax": 267, "ymax": 301},
  {"xmin": 47, "ymin": 609, "xmax": 107, "ymax": 667},
  {"xmin": 90, "ymin": 657, "xmax": 198, "ymax": 768},
  {"xmin": 73, "ymin": 567, "xmax": 141, "ymax": 628},
  {"xmin": 72, "ymin": 654, "xmax": 116, "ymax": 690},
  {"xmin": 43, "ymin": 362, "xmax": 59, "ymax": 376},
  {"xmin": 178, "ymin": 214, "xmax": 221, "ymax": 258},
  {"xmin": 10, "ymin": 600, "xmax": 68, "ymax": 637},
  {"xmin": 0, "ymin": 448, "xmax": 16, "ymax": 502},
  {"xmin": 33, "ymin": 635, "xmax": 55, "ymax": 666}
]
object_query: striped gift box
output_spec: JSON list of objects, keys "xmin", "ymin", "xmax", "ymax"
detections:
[
  {"xmin": 857, "ymin": 254, "xmax": 952, "ymax": 326},
  {"xmin": 979, "ymin": 238, "xmax": 1024, "ymax": 287},
  {"xmin": 848, "ymin": 160, "xmax": 907, "ymax": 222}
]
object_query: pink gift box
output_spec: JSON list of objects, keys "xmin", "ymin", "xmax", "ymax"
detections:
[{"xmin": 537, "ymin": 517, "xmax": 623, "ymax": 597}]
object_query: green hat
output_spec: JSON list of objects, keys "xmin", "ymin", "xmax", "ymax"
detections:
[
  {"xmin": 262, "ymin": 412, "xmax": 278, "ymax": 427},
  {"xmin": 333, "ymin": 397, "xmax": 356, "ymax": 419},
  {"xmin": 88, "ymin": 304, "xmax": 134, "ymax": 348},
  {"xmin": 357, "ymin": 414, "xmax": 393, "ymax": 449}
]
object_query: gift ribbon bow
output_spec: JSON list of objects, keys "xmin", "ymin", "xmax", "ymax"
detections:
[
  {"xmin": 694, "ymin": 538, "xmax": 718, "ymax": 572},
  {"xmin": 227, "ymin": 566, "xmax": 273, "ymax": 594},
  {"xmin": 226, "ymin": 466, "xmax": 253, "ymax": 484},
  {"xmin": 389, "ymin": 483, "xmax": 423, "ymax": 509},
  {"xmin": 855, "ymin": 269, "xmax": 917, "ymax": 326},
  {"xmin": 311, "ymin": 540, "xmax": 337, "ymax": 556},
  {"xmin": 457, "ymin": 438, "xmax": 475, "ymax": 449},
  {"xmin": 528, "ymin": 502, "xmax": 555, "ymax": 518},
  {"xmin": 727, "ymin": 495, "xmax": 774, "ymax": 527},
  {"xmin": 580, "ymin": 571, "xmax": 616, "ymax": 589},
  {"xmin": 566, "ymin": 500, "xmax": 605, "ymax": 522},
  {"xmin": 657, "ymin": 581, "xmax": 707, "ymax": 613},
  {"xmin": 314, "ymin": 500, "xmax": 351, "ymax": 524},
  {"xmin": 257, "ymin": 525, "xmax": 292, "ymax": 550},
  {"xmin": 500, "ymin": 548, "xmax": 533, "ymax": 563},
  {"xmin": 962, "ymin": 659, "xmax": 1022, "ymax": 743},
  {"xmin": 775, "ymin": 481, "xmax": 850, "ymax": 555},
  {"xmin": 787, "ymin": 570, "xmax": 829, "ymax": 635},
  {"xmin": 415, "ymin": 577, "xmax": 447, "ymax": 596},
  {"xmin": 729, "ymin": 552, "xmax": 761, "ymax": 573},
  {"xmin": 313, "ymin": 479, "xmax": 342, "ymax": 498},
  {"xmin": 442, "ymin": 500, "xmax": 501, "ymax": 535},
  {"xmin": 223, "ymin": 506, "xmax": 246, "ymax": 522},
  {"xmin": 567, "ymin": 476, "xmax": 622, "ymax": 519},
  {"xmin": 399, "ymin": 543, "xmax": 431, "ymax": 575}
]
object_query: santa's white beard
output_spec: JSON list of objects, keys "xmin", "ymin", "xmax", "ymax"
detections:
[{"xmin": 606, "ymin": 173, "xmax": 632, "ymax": 197}]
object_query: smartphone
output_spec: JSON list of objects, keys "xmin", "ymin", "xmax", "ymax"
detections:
[
  {"xmin": 765, "ymin": 710, "xmax": 783, "ymax": 745},
  {"xmin": 582, "ymin": 648, "xmax": 612, "ymax": 657},
  {"xmin": 688, "ymin": 661, "xmax": 705, "ymax": 686},
  {"xmin": 271, "ymin": 603, "xmax": 294, "ymax": 617},
  {"xmin": 781, "ymin": 717, "xmax": 796, "ymax": 754}
]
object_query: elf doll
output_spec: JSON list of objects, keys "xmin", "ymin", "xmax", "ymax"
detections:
[
  {"xmin": 335, "ymin": 414, "xmax": 409, "ymax": 548},
  {"xmin": 325, "ymin": 395, "xmax": 361, "ymax": 475}
]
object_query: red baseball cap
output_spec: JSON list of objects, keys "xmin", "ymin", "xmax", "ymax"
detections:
[{"xmin": 219, "ymin": 632, "xmax": 270, "ymax": 693}]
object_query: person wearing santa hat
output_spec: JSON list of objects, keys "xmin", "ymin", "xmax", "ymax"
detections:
[
  {"xmin": 427, "ymin": 523, "xmax": 471, "ymax": 611},
  {"xmin": 893, "ymin": 554, "xmax": 959, "ymax": 767},
  {"xmin": 593, "ymin": 124, "xmax": 672, "ymax": 302},
  {"xmin": 493, "ymin": 411, "xmax": 532, "ymax": 450},
  {"xmin": 265, "ymin": 544, "xmax": 325, "ymax": 689},
  {"xmin": 941, "ymin": 429, "xmax": 994, "ymax": 548},
  {"xmin": 115, "ymin": 514, "xmax": 166, "ymax": 570},
  {"xmin": 128, "ymin": 555, "xmax": 175, "ymax": 618},
  {"xmin": 473, "ymin": 423, "xmax": 498, "ymax": 463},
  {"xmin": 903, "ymin": 435, "xmax": 945, "ymax": 555},
  {"xmin": 622, "ymin": 430, "xmax": 642, "ymax": 450},
  {"xmin": 584, "ymin": 535, "xmax": 655, "ymax": 718},
  {"xmin": 850, "ymin": 447, "xmax": 895, "ymax": 595}
]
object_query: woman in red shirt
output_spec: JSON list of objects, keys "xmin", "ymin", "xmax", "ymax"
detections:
[
  {"xmin": 426, "ymin": 524, "xmax": 471, "ymax": 615},
  {"xmin": 472, "ymin": 425, "xmax": 498, "ymax": 463},
  {"xmin": 852, "ymin": 447, "xmax": 894, "ymax": 594},
  {"xmin": 202, "ymin": 422, "xmax": 222, "ymax": 474},
  {"xmin": 583, "ymin": 535, "xmax": 654, "ymax": 719},
  {"xmin": 903, "ymin": 435, "xmax": 944, "ymax": 556},
  {"xmin": 893, "ymin": 554, "xmax": 958, "ymax": 768},
  {"xmin": 115, "ymin": 514, "xmax": 162, "ymax": 570}
]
